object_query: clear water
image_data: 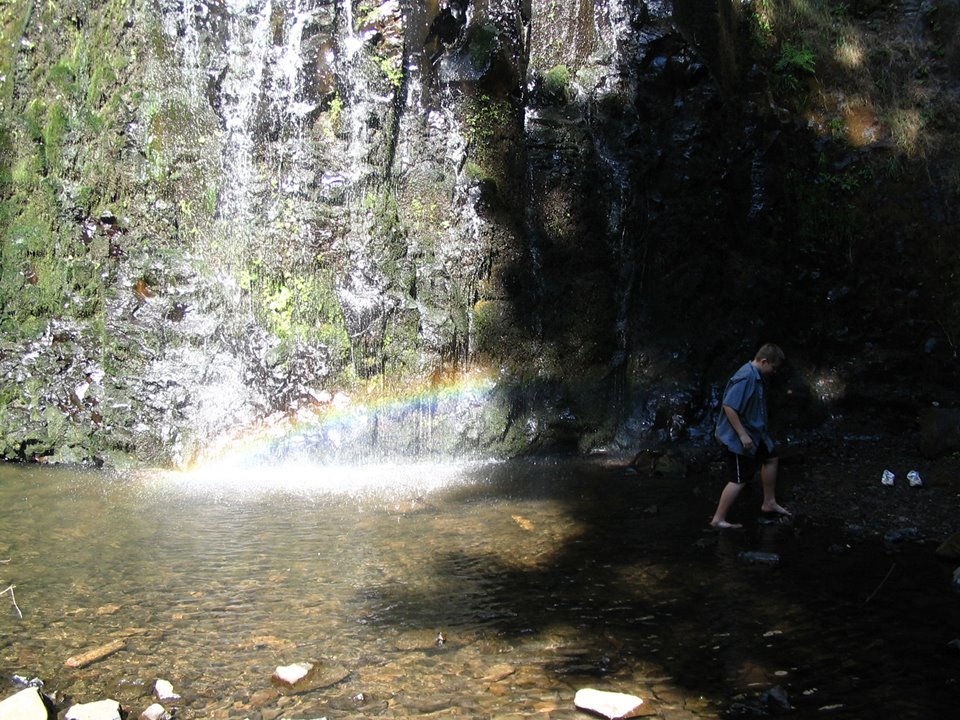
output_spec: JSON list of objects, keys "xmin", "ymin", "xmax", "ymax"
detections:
[{"xmin": 0, "ymin": 458, "xmax": 957, "ymax": 718}]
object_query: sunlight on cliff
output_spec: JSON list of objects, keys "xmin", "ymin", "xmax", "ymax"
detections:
[{"xmin": 803, "ymin": 368, "xmax": 846, "ymax": 404}]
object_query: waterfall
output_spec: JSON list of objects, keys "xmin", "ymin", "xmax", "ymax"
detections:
[
  {"xmin": 218, "ymin": 0, "xmax": 273, "ymax": 235},
  {"xmin": 589, "ymin": 0, "xmax": 644, "ymax": 368}
]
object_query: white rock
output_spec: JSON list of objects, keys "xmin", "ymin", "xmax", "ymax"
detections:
[
  {"xmin": 574, "ymin": 688, "xmax": 645, "ymax": 720},
  {"xmin": 64, "ymin": 699, "xmax": 122, "ymax": 720},
  {"xmin": 273, "ymin": 661, "xmax": 313, "ymax": 686},
  {"xmin": 140, "ymin": 703, "xmax": 169, "ymax": 720},
  {"xmin": 0, "ymin": 687, "xmax": 49, "ymax": 720},
  {"xmin": 153, "ymin": 679, "xmax": 180, "ymax": 701}
]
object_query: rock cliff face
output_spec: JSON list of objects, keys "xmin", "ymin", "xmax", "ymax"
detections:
[{"xmin": 1, "ymin": 1, "xmax": 958, "ymax": 467}]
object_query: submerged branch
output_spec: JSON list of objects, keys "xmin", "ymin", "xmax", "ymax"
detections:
[
  {"xmin": 1, "ymin": 584, "xmax": 23, "ymax": 619},
  {"xmin": 865, "ymin": 562, "xmax": 896, "ymax": 603}
]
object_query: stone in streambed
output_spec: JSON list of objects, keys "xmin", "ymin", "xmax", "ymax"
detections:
[
  {"xmin": 574, "ymin": 688, "xmax": 647, "ymax": 719},
  {"xmin": 271, "ymin": 660, "xmax": 350, "ymax": 694},
  {"xmin": 64, "ymin": 699, "xmax": 122, "ymax": 720},
  {"xmin": 153, "ymin": 679, "xmax": 179, "ymax": 702},
  {"xmin": 737, "ymin": 551, "xmax": 780, "ymax": 566},
  {"xmin": 139, "ymin": 704, "xmax": 170, "ymax": 720}
]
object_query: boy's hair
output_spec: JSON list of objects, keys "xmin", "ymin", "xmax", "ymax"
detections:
[{"xmin": 755, "ymin": 343, "xmax": 785, "ymax": 365}]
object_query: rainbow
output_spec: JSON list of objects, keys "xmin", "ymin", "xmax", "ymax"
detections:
[{"xmin": 174, "ymin": 366, "xmax": 501, "ymax": 494}]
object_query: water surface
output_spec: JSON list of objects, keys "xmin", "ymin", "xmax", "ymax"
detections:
[{"xmin": 0, "ymin": 458, "xmax": 956, "ymax": 718}]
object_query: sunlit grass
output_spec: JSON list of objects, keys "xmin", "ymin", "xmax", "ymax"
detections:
[
  {"xmin": 834, "ymin": 34, "xmax": 864, "ymax": 69},
  {"xmin": 756, "ymin": 0, "xmax": 955, "ymax": 163},
  {"xmin": 886, "ymin": 107, "xmax": 926, "ymax": 156}
]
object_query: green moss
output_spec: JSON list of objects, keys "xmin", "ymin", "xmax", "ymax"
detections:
[
  {"xmin": 465, "ymin": 93, "xmax": 514, "ymax": 183},
  {"xmin": 256, "ymin": 269, "xmax": 351, "ymax": 366},
  {"xmin": 543, "ymin": 64, "xmax": 571, "ymax": 102}
]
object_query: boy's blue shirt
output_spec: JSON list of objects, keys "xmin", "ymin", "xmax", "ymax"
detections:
[{"xmin": 715, "ymin": 361, "xmax": 773, "ymax": 455}]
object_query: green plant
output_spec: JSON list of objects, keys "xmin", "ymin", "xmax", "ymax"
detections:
[
  {"xmin": 775, "ymin": 42, "xmax": 816, "ymax": 95},
  {"xmin": 777, "ymin": 42, "xmax": 816, "ymax": 76},
  {"xmin": 378, "ymin": 55, "xmax": 402, "ymax": 88}
]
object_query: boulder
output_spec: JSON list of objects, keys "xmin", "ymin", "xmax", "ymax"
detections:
[
  {"xmin": 0, "ymin": 687, "xmax": 52, "ymax": 720},
  {"xmin": 64, "ymin": 699, "xmax": 122, "ymax": 720},
  {"xmin": 573, "ymin": 688, "xmax": 647, "ymax": 719}
]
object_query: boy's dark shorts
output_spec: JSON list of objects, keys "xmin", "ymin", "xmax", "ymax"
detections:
[{"xmin": 723, "ymin": 444, "xmax": 777, "ymax": 485}]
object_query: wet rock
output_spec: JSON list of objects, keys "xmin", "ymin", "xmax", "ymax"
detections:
[
  {"xmin": 11, "ymin": 675, "xmax": 44, "ymax": 689},
  {"xmin": 935, "ymin": 532, "xmax": 960, "ymax": 560},
  {"xmin": 761, "ymin": 685, "xmax": 792, "ymax": 710},
  {"xmin": 726, "ymin": 699, "xmax": 769, "ymax": 717},
  {"xmin": 64, "ymin": 699, "xmax": 122, "ymax": 720},
  {"xmin": 271, "ymin": 660, "xmax": 350, "ymax": 694},
  {"xmin": 952, "ymin": 567, "xmax": 960, "ymax": 592},
  {"xmin": 0, "ymin": 687, "xmax": 52, "ymax": 720},
  {"xmin": 573, "ymin": 688, "xmax": 646, "ymax": 719},
  {"xmin": 883, "ymin": 527, "xmax": 922, "ymax": 548},
  {"xmin": 153, "ymin": 679, "xmax": 179, "ymax": 702},
  {"xmin": 139, "ymin": 704, "xmax": 170, "ymax": 720},
  {"xmin": 737, "ymin": 551, "xmax": 780, "ymax": 566}
]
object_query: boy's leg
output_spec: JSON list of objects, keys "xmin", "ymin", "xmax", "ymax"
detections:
[
  {"xmin": 711, "ymin": 449, "xmax": 752, "ymax": 528},
  {"xmin": 711, "ymin": 481, "xmax": 745, "ymax": 528},
  {"xmin": 759, "ymin": 457, "xmax": 790, "ymax": 516}
]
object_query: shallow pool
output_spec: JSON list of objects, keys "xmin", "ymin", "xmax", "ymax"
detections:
[{"xmin": 0, "ymin": 457, "xmax": 956, "ymax": 718}]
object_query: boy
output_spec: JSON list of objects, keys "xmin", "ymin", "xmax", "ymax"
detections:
[{"xmin": 710, "ymin": 343, "xmax": 791, "ymax": 529}]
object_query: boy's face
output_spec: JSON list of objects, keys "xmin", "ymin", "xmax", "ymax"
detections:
[{"xmin": 757, "ymin": 358, "xmax": 781, "ymax": 378}]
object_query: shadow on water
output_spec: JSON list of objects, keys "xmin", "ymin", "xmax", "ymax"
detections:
[{"xmin": 362, "ymin": 456, "xmax": 960, "ymax": 718}]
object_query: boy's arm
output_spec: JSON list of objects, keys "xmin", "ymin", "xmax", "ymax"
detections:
[{"xmin": 722, "ymin": 404, "xmax": 754, "ymax": 451}]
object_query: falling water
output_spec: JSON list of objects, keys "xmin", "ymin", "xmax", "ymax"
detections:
[
  {"xmin": 160, "ymin": 0, "xmax": 324, "ymax": 263},
  {"xmin": 587, "ymin": 0, "xmax": 644, "ymax": 369},
  {"xmin": 217, "ymin": 0, "xmax": 272, "ymax": 234}
]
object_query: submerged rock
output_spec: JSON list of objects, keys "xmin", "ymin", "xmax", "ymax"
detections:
[
  {"xmin": 737, "ymin": 551, "xmax": 780, "ymax": 566},
  {"xmin": 271, "ymin": 660, "xmax": 350, "ymax": 694},
  {"xmin": 883, "ymin": 527, "xmax": 922, "ymax": 548}
]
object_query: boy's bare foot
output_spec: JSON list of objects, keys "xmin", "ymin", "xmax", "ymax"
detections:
[
  {"xmin": 761, "ymin": 502, "xmax": 792, "ymax": 517},
  {"xmin": 710, "ymin": 520, "xmax": 743, "ymax": 530}
]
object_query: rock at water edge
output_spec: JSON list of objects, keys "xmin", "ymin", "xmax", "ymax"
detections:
[
  {"xmin": 574, "ymin": 688, "xmax": 646, "ymax": 719},
  {"xmin": 0, "ymin": 687, "xmax": 51, "ymax": 720},
  {"xmin": 64, "ymin": 699, "xmax": 122, "ymax": 720}
]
